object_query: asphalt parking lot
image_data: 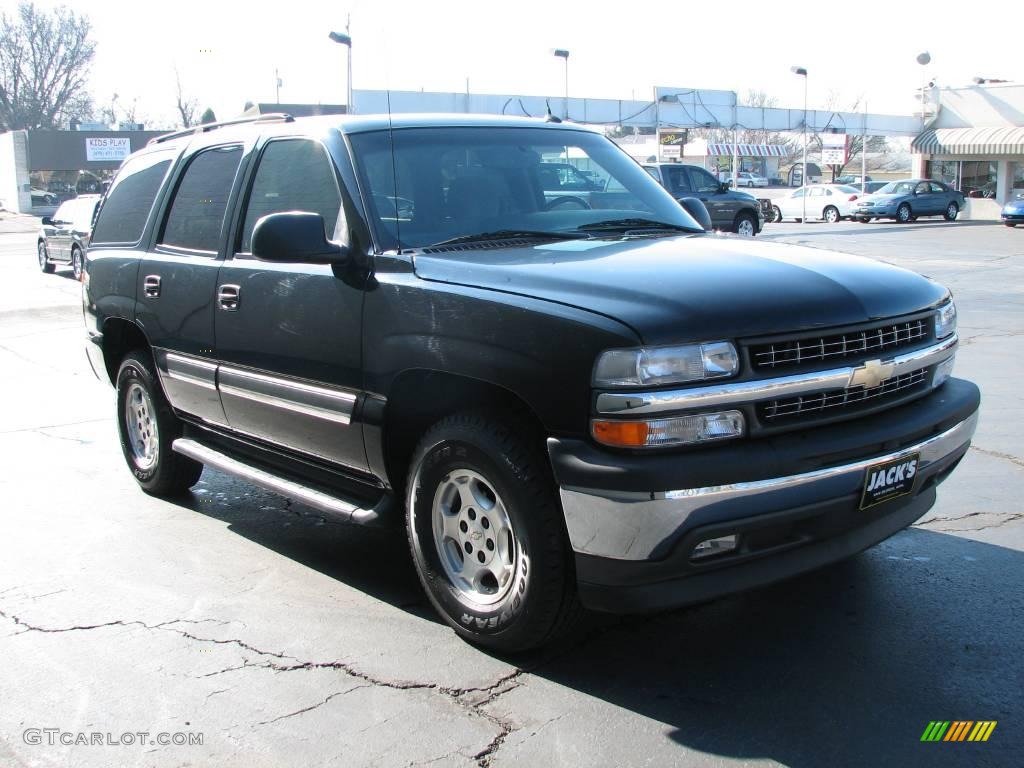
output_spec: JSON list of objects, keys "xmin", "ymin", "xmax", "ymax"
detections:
[{"xmin": 1, "ymin": 214, "xmax": 1021, "ymax": 767}]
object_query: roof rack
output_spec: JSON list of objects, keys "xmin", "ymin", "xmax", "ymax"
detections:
[{"xmin": 148, "ymin": 113, "xmax": 295, "ymax": 145}]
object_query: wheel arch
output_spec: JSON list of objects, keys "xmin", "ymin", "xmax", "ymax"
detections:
[
  {"xmin": 100, "ymin": 318, "xmax": 152, "ymax": 386},
  {"xmin": 376, "ymin": 369, "xmax": 549, "ymax": 494}
]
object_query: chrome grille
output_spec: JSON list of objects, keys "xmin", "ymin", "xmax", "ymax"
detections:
[
  {"xmin": 759, "ymin": 369, "xmax": 928, "ymax": 420},
  {"xmin": 751, "ymin": 319, "xmax": 928, "ymax": 371}
]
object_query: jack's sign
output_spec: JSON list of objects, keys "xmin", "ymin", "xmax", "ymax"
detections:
[{"xmin": 821, "ymin": 133, "xmax": 849, "ymax": 166}]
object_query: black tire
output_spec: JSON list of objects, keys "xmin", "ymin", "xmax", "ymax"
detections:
[
  {"xmin": 897, "ymin": 203, "xmax": 912, "ymax": 223},
  {"xmin": 858, "ymin": 217, "xmax": 872, "ymax": 223},
  {"xmin": 1005, "ymin": 221, "xmax": 1017, "ymax": 228},
  {"xmin": 944, "ymin": 202, "xmax": 959, "ymax": 221},
  {"xmin": 406, "ymin": 411, "xmax": 581, "ymax": 652},
  {"xmin": 37, "ymin": 240, "xmax": 54, "ymax": 274},
  {"xmin": 772, "ymin": 205, "xmax": 782, "ymax": 223},
  {"xmin": 733, "ymin": 212, "xmax": 757, "ymax": 236},
  {"xmin": 71, "ymin": 246, "xmax": 83, "ymax": 281},
  {"xmin": 823, "ymin": 205, "xmax": 840, "ymax": 224},
  {"xmin": 115, "ymin": 350, "xmax": 203, "ymax": 496}
]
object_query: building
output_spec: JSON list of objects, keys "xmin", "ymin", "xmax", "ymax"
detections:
[
  {"xmin": 0, "ymin": 128, "xmax": 163, "ymax": 214},
  {"xmin": 612, "ymin": 134, "xmax": 788, "ymax": 181},
  {"xmin": 911, "ymin": 82, "xmax": 1024, "ymax": 218}
]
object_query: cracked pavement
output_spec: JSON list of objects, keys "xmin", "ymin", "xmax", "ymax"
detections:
[{"xmin": 2, "ymin": 221, "xmax": 1022, "ymax": 767}]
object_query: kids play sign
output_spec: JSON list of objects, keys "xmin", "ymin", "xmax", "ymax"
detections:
[{"xmin": 85, "ymin": 137, "xmax": 131, "ymax": 162}]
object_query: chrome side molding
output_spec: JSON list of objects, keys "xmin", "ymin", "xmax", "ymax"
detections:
[
  {"xmin": 172, "ymin": 438, "xmax": 382, "ymax": 525},
  {"xmin": 595, "ymin": 335, "xmax": 958, "ymax": 416}
]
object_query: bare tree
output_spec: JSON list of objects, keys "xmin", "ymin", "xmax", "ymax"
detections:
[
  {"xmin": 0, "ymin": 2, "xmax": 96, "ymax": 130},
  {"xmin": 174, "ymin": 67, "xmax": 197, "ymax": 128},
  {"xmin": 812, "ymin": 92, "xmax": 888, "ymax": 180}
]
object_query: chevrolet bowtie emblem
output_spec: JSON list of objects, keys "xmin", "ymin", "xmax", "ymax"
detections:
[{"xmin": 850, "ymin": 359, "xmax": 896, "ymax": 389}]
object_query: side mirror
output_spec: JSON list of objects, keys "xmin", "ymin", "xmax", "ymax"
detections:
[
  {"xmin": 41, "ymin": 216, "xmax": 54, "ymax": 226},
  {"xmin": 251, "ymin": 211, "xmax": 348, "ymax": 264},
  {"xmin": 679, "ymin": 197, "xmax": 713, "ymax": 231},
  {"xmin": 718, "ymin": 182, "xmax": 731, "ymax": 193}
]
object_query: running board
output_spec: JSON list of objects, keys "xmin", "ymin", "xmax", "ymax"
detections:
[{"xmin": 172, "ymin": 438, "xmax": 387, "ymax": 526}]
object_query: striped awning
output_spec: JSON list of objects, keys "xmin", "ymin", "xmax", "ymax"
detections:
[
  {"xmin": 706, "ymin": 143, "xmax": 787, "ymax": 157},
  {"xmin": 912, "ymin": 127, "xmax": 1024, "ymax": 155}
]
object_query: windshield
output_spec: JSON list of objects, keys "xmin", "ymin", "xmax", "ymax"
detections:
[
  {"xmin": 349, "ymin": 126, "xmax": 701, "ymax": 251},
  {"xmin": 878, "ymin": 181, "xmax": 916, "ymax": 195}
]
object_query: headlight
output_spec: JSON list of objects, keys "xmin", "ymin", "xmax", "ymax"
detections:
[
  {"xmin": 935, "ymin": 301, "xmax": 957, "ymax": 340},
  {"xmin": 593, "ymin": 341, "xmax": 738, "ymax": 387},
  {"xmin": 592, "ymin": 411, "xmax": 745, "ymax": 448}
]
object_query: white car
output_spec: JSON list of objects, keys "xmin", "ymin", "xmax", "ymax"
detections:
[
  {"xmin": 730, "ymin": 172, "xmax": 769, "ymax": 188},
  {"xmin": 773, "ymin": 184, "xmax": 861, "ymax": 223}
]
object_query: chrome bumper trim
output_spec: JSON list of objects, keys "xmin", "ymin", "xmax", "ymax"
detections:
[
  {"xmin": 595, "ymin": 335, "xmax": 957, "ymax": 416},
  {"xmin": 558, "ymin": 411, "xmax": 977, "ymax": 561}
]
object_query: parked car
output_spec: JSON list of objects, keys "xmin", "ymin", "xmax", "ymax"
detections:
[
  {"xmin": 733, "ymin": 172, "xmax": 769, "ymax": 188},
  {"xmin": 836, "ymin": 174, "xmax": 873, "ymax": 185},
  {"xmin": 1001, "ymin": 191, "xmax": 1024, "ymax": 227},
  {"xmin": 84, "ymin": 114, "xmax": 977, "ymax": 652},
  {"xmin": 37, "ymin": 194, "xmax": 101, "ymax": 279},
  {"xmin": 30, "ymin": 188, "xmax": 57, "ymax": 206},
  {"xmin": 643, "ymin": 162, "xmax": 764, "ymax": 235},
  {"xmin": 854, "ymin": 179, "xmax": 965, "ymax": 223},
  {"xmin": 773, "ymin": 184, "xmax": 861, "ymax": 223}
]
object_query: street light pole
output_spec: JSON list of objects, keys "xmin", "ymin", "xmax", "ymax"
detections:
[
  {"xmin": 792, "ymin": 66, "xmax": 808, "ymax": 222},
  {"xmin": 329, "ymin": 20, "xmax": 353, "ymax": 114},
  {"xmin": 552, "ymin": 49, "xmax": 569, "ymax": 119}
]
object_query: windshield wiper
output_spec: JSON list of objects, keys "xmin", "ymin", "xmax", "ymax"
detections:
[
  {"xmin": 576, "ymin": 218, "xmax": 701, "ymax": 234},
  {"xmin": 425, "ymin": 230, "xmax": 588, "ymax": 248}
]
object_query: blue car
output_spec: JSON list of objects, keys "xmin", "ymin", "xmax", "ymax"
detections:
[
  {"xmin": 1002, "ymin": 191, "xmax": 1024, "ymax": 227},
  {"xmin": 854, "ymin": 179, "xmax": 965, "ymax": 223}
]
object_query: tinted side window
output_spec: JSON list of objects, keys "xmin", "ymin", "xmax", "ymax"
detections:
[
  {"xmin": 930, "ymin": 182, "xmax": 946, "ymax": 193},
  {"xmin": 687, "ymin": 168, "xmax": 720, "ymax": 194},
  {"xmin": 91, "ymin": 151, "xmax": 175, "ymax": 245},
  {"xmin": 662, "ymin": 166, "xmax": 691, "ymax": 195},
  {"xmin": 160, "ymin": 145, "xmax": 242, "ymax": 253},
  {"xmin": 240, "ymin": 139, "xmax": 342, "ymax": 253}
]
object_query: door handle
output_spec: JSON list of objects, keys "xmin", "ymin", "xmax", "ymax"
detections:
[
  {"xmin": 218, "ymin": 284, "xmax": 241, "ymax": 311},
  {"xmin": 143, "ymin": 275, "xmax": 161, "ymax": 298}
]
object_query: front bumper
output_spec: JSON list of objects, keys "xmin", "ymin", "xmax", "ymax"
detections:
[
  {"xmin": 856, "ymin": 206, "xmax": 895, "ymax": 217},
  {"xmin": 549, "ymin": 378, "xmax": 979, "ymax": 613}
]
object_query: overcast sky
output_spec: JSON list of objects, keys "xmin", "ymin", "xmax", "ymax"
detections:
[{"xmin": 5, "ymin": 0, "xmax": 1022, "ymax": 128}]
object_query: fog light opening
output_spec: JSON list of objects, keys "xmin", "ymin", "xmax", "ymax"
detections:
[{"xmin": 691, "ymin": 534, "xmax": 738, "ymax": 560}]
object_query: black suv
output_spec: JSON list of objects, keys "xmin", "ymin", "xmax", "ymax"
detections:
[
  {"xmin": 642, "ymin": 162, "xmax": 764, "ymax": 235},
  {"xmin": 84, "ymin": 114, "xmax": 979, "ymax": 652}
]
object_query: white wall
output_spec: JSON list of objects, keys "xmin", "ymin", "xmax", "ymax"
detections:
[{"xmin": 0, "ymin": 131, "xmax": 31, "ymax": 213}]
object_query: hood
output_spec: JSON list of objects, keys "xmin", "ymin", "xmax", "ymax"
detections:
[
  {"xmin": 1003, "ymin": 199, "xmax": 1024, "ymax": 212},
  {"xmin": 413, "ymin": 235, "xmax": 948, "ymax": 345}
]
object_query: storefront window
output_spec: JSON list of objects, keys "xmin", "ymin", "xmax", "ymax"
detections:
[
  {"xmin": 1010, "ymin": 162, "xmax": 1024, "ymax": 193},
  {"xmin": 28, "ymin": 170, "xmax": 114, "ymax": 208},
  {"xmin": 926, "ymin": 160, "xmax": 958, "ymax": 187},
  {"xmin": 960, "ymin": 161, "xmax": 998, "ymax": 199}
]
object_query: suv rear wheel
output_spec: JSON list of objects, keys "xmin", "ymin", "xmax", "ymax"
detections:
[
  {"xmin": 116, "ymin": 350, "xmax": 203, "ymax": 496},
  {"xmin": 71, "ymin": 246, "xmax": 84, "ymax": 281},
  {"xmin": 406, "ymin": 411, "xmax": 581, "ymax": 652}
]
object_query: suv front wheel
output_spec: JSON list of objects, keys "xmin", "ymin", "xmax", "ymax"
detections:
[
  {"xmin": 405, "ymin": 411, "xmax": 581, "ymax": 652},
  {"xmin": 734, "ymin": 212, "xmax": 757, "ymax": 236},
  {"xmin": 116, "ymin": 350, "xmax": 203, "ymax": 496}
]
